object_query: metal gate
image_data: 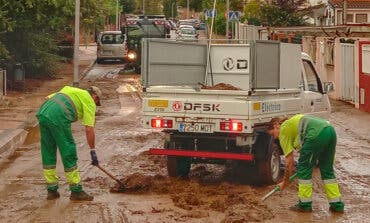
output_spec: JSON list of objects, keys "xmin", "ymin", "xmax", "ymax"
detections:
[{"xmin": 340, "ymin": 43, "xmax": 355, "ymax": 103}]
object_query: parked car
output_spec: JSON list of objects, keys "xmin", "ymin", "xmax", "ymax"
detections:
[
  {"xmin": 177, "ymin": 28, "xmax": 198, "ymax": 41},
  {"xmin": 199, "ymin": 23, "xmax": 206, "ymax": 30},
  {"xmin": 96, "ymin": 31, "xmax": 127, "ymax": 63}
]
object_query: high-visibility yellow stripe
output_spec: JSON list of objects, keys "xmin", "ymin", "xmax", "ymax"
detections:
[
  {"xmin": 43, "ymin": 169, "xmax": 58, "ymax": 184},
  {"xmin": 65, "ymin": 169, "xmax": 81, "ymax": 185},
  {"xmin": 298, "ymin": 183, "xmax": 313, "ymax": 202},
  {"xmin": 324, "ymin": 182, "xmax": 342, "ymax": 200}
]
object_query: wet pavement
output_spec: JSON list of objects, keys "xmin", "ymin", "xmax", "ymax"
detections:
[{"xmin": 0, "ymin": 62, "xmax": 369, "ymax": 222}]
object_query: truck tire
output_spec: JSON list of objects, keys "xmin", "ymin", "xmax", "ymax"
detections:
[
  {"xmin": 254, "ymin": 133, "xmax": 281, "ymax": 184},
  {"xmin": 96, "ymin": 58, "xmax": 103, "ymax": 64},
  {"xmin": 165, "ymin": 140, "xmax": 191, "ymax": 178}
]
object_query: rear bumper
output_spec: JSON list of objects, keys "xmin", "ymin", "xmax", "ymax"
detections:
[{"xmin": 149, "ymin": 148, "xmax": 254, "ymax": 161}]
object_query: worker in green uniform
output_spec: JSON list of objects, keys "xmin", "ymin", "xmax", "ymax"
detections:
[
  {"xmin": 36, "ymin": 85, "xmax": 102, "ymax": 201},
  {"xmin": 268, "ymin": 114, "xmax": 344, "ymax": 213}
]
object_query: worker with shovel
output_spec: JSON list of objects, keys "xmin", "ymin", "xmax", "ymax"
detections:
[
  {"xmin": 267, "ymin": 114, "xmax": 344, "ymax": 213},
  {"xmin": 36, "ymin": 86, "xmax": 101, "ymax": 201}
]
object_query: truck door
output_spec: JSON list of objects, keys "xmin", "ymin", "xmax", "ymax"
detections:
[{"xmin": 301, "ymin": 59, "xmax": 331, "ymax": 117}]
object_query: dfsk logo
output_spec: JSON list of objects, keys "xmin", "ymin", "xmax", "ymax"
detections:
[
  {"xmin": 184, "ymin": 103, "xmax": 221, "ymax": 112},
  {"xmin": 222, "ymin": 57, "xmax": 248, "ymax": 71},
  {"xmin": 172, "ymin": 101, "xmax": 182, "ymax": 111}
]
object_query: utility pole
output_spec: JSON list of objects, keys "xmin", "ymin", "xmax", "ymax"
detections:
[
  {"xmin": 73, "ymin": 0, "xmax": 80, "ymax": 86},
  {"xmin": 143, "ymin": 0, "xmax": 145, "ymax": 15},
  {"xmin": 116, "ymin": 0, "xmax": 119, "ymax": 30},
  {"xmin": 187, "ymin": 0, "xmax": 189, "ymax": 19},
  {"xmin": 226, "ymin": 0, "xmax": 229, "ymax": 39},
  {"xmin": 343, "ymin": 0, "xmax": 348, "ymax": 25},
  {"xmin": 171, "ymin": 1, "xmax": 176, "ymax": 19}
]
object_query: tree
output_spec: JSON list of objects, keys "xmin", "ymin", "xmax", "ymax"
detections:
[
  {"xmin": 163, "ymin": 0, "xmax": 178, "ymax": 19},
  {"xmin": 0, "ymin": 0, "xmax": 114, "ymax": 77},
  {"xmin": 259, "ymin": 2, "xmax": 306, "ymax": 26},
  {"xmin": 122, "ymin": 0, "xmax": 136, "ymax": 14},
  {"xmin": 241, "ymin": 0, "xmax": 307, "ymax": 27}
]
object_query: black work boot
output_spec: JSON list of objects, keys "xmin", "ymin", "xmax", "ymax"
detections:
[
  {"xmin": 47, "ymin": 190, "xmax": 60, "ymax": 200},
  {"xmin": 70, "ymin": 191, "xmax": 94, "ymax": 201}
]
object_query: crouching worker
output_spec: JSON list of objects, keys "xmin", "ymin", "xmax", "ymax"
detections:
[
  {"xmin": 268, "ymin": 114, "xmax": 344, "ymax": 213},
  {"xmin": 36, "ymin": 86, "xmax": 102, "ymax": 201}
]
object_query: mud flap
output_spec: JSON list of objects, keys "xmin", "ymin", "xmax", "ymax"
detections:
[{"xmin": 165, "ymin": 140, "xmax": 191, "ymax": 178}]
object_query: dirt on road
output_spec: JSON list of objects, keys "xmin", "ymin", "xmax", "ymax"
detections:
[{"xmin": 0, "ymin": 71, "xmax": 369, "ymax": 223}]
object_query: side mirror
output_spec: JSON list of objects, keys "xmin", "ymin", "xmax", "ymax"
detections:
[{"xmin": 323, "ymin": 82, "xmax": 334, "ymax": 93}]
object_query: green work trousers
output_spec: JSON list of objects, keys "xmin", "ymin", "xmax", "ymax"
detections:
[
  {"xmin": 37, "ymin": 94, "xmax": 82, "ymax": 192},
  {"xmin": 297, "ymin": 126, "xmax": 344, "ymax": 211}
]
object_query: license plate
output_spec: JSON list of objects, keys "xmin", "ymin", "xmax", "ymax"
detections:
[
  {"xmin": 179, "ymin": 123, "xmax": 214, "ymax": 133},
  {"xmin": 103, "ymin": 50, "xmax": 113, "ymax": 55}
]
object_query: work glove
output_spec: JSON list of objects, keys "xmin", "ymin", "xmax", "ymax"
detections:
[{"xmin": 90, "ymin": 149, "xmax": 99, "ymax": 166}]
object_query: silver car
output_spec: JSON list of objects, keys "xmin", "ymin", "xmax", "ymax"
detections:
[
  {"xmin": 177, "ymin": 28, "xmax": 198, "ymax": 41},
  {"xmin": 97, "ymin": 31, "xmax": 127, "ymax": 63}
]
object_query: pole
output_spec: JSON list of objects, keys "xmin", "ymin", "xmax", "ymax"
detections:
[
  {"xmin": 226, "ymin": 0, "xmax": 229, "ymax": 39},
  {"xmin": 143, "ymin": 0, "xmax": 145, "ymax": 15},
  {"xmin": 73, "ymin": 0, "xmax": 80, "ymax": 87},
  {"xmin": 116, "ymin": 0, "xmax": 119, "ymax": 30},
  {"xmin": 171, "ymin": 1, "xmax": 175, "ymax": 20},
  {"xmin": 343, "ymin": 0, "xmax": 347, "ymax": 25},
  {"xmin": 205, "ymin": 0, "xmax": 217, "ymax": 84},
  {"xmin": 187, "ymin": 0, "xmax": 189, "ymax": 19}
]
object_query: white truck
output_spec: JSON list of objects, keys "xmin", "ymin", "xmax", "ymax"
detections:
[{"xmin": 141, "ymin": 39, "xmax": 333, "ymax": 184}]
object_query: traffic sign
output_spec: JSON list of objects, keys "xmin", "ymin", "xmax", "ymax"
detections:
[
  {"xmin": 226, "ymin": 11, "xmax": 240, "ymax": 21},
  {"xmin": 206, "ymin": 9, "xmax": 217, "ymax": 18}
]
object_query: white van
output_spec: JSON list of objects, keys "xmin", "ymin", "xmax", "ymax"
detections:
[{"xmin": 97, "ymin": 31, "xmax": 127, "ymax": 63}]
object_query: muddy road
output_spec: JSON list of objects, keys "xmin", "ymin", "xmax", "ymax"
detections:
[{"xmin": 0, "ymin": 73, "xmax": 369, "ymax": 222}]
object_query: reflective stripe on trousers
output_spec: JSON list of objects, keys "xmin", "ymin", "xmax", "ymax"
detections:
[
  {"xmin": 323, "ymin": 179, "xmax": 342, "ymax": 203},
  {"xmin": 65, "ymin": 166, "xmax": 81, "ymax": 186},
  {"xmin": 298, "ymin": 179, "xmax": 313, "ymax": 202}
]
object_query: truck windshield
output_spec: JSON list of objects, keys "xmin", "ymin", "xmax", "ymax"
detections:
[{"xmin": 127, "ymin": 23, "xmax": 164, "ymax": 38}]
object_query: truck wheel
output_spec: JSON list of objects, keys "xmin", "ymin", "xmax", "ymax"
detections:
[
  {"xmin": 255, "ymin": 134, "xmax": 281, "ymax": 184},
  {"xmin": 96, "ymin": 58, "xmax": 103, "ymax": 64},
  {"xmin": 165, "ymin": 140, "xmax": 191, "ymax": 178}
]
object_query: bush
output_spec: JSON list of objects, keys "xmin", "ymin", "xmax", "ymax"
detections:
[{"xmin": 212, "ymin": 14, "xmax": 226, "ymax": 35}]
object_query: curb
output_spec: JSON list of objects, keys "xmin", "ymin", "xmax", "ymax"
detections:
[
  {"xmin": 80, "ymin": 59, "xmax": 96, "ymax": 81},
  {"xmin": 0, "ymin": 129, "xmax": 28, "ymax": 159}
]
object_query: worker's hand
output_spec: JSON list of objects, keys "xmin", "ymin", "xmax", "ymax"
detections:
[
  {"xmin": 90, "ymin": 149, "xmax": 99, "ymax": 166},
  {"xmin": 278, "ymin": 181, "xmax": 288, "ymax": 191}
]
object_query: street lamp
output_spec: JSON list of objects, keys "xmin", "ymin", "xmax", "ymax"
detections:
[
  {"xmin": 116, "ymin": 0, "xmax": 119, "ymax": 30},
  {"xmin": 171, "ymin": 1, "xmax": 176, "ymax": 20},
  {"xmin": 73, "ymin": 0, "xmax": 80, "ymax": 86},
  {"xmin": 143, "ymin": 0, "xmax": 145, "ymax": 15},
  {"xmin": 187, "ymin": 0, "xmax": 189, "ymax": 19}
]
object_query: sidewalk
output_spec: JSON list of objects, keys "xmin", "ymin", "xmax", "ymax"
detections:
[{"xmin": 0, "ymin": 46, "xmax": 96, "ymax": 159}]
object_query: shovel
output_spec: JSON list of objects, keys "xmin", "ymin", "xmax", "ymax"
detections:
[
  {"xmin": 95, "ymin": 165, "xmax": 126, "ymax": 192},
  {"xmin": 261, "ymin": 173, "xmax": 298, "ymax": 201}
]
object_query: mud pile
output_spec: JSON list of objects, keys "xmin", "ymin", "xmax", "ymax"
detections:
[
  {"xmin": 109, "ymin": 173, "xmax": 274, "ymax": 221},
  {"xmin": 201, "ymin": 83, "xmax": 241, "ymax": 90}
]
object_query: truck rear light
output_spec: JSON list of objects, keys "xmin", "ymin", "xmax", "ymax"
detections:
[
  {"xmin": 220, "ymin": 121, "xmax": 243, "ymax": 132},
  {"xmin": 151, "ymin": 118, "xmax": 173, "ymax": 128}
]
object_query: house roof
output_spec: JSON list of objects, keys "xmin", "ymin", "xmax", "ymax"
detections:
[{"xmin": 329, "ymin": 0, "xmax": 370, "ymax": 9}]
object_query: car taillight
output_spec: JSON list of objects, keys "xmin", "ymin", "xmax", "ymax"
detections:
[
  {"xmin": 220, "ymin": 121, "xmax": 243, "ymax": 132},
  {"xmin": 151, "ymin": 118, "xmax": 173, "ymax": 128}
]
